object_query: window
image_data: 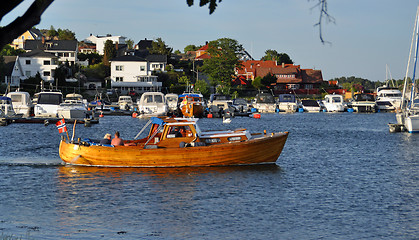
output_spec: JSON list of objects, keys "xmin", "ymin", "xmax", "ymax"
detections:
[
  {"xmin": 43, "ymin": 71, "xmax": 51, "ymax": 77},
  {"xmin": 115, "ymin": 77, "xmax": 123, "ymax": 82},
  {"xmin": 44, "ymin": 60, "xmax": 51, "ymax": 65},
  {"xmin": 25, "ymin": 71, "xmax": 31, "ymax": 77},
  {"xmin": 116, "ymin": 65, "xmax": 124, "ymax": 71},
  {"xmin": 25, "ymin": 60, "xmax": 31, "ymax": 65},
  {"xmin": 140, "ymin": 66, "xmax": 145, "ymax": 71}
]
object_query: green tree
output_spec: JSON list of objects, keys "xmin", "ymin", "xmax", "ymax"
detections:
[
  {"xmin": 200, "ymin": 38, "xmax": 243, "ymax": 94},
  {"xmin": 103, "ymin": 40, "xmax": 116, "ymax": 66},
  {"xmin": 195, "ymin": 79, "xmax": 210, "ymax": 97},
  {"xmin": 46, "ymin": 25, "xmax": 58, "ymax": 39},
  {"xmin": 148, "ymin": 38, "xmax": 173, "ymax": 56},
  {"xmin": 126, "ymin": 39, "xmax": 134, "ymax": 50},
  {"xmin": 261, "ymin": 72, "xmax": 277, "ymax": 88},
  {"xmin": 184, "ymin": 44, "xmax": 200, "ymax": 53},
  {"xmin": 252, "ymin": 76, "xmax": 263, "ymax": 90},
  {"xmin": 57, "ymin": 28, "xmax": 76, "ymax": 40},
  {"xmin": 261, "ymin": 49, "xmax": 293, "ymax": 64},
  {"xmin": 1, "ymin": 45, "xmax": 25, "ymax": 56}
]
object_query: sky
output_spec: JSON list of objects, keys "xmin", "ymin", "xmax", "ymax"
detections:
[{"xmin": 2, "ymin": 0, "xmax": 419, "ymax": 82}]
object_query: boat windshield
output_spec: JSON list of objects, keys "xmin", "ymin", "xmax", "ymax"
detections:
[
  {"xmin": 332, "ymin": 97, "xmax": 342, "ymax": 103},
  {"xmin": 9, "ymin": 95, "xmax": 22, "ymax": 103},
  {"xmin": 354, "ymin": 94, "xmax": 374, "ymax": 101},
  {"xmin": 154, "ymin": 95, "xmax": 164, "ymax": 103},
  {"xmin": 37, "ymin": 93, "xmax": 63, "ymax": 105},
  {"xmin": 166, "ymin": 96, "xmax": 177, "ymax": 102},
  {"xmin": 256, "ymin": 94, "xmax": 275, "ymax": 103}
]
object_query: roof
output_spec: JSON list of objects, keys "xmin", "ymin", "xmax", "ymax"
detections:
[
  {"xmin": 19, "ymin": 49, "xmax": 57, "ymax": 58},
  {"xmin": 136, "ymin": 39, "xmax": 153, "ymax": 50},
  {"xmin": 3, "ymin": 56, "xmax": 17, "ymax": 76},
  {"xmin": 109, "ymin": 55, "xmax": 146, "ymax": 62},
  {"xmin": 146, "ymin": 55, "xmax": 167, "ymax": 62},
  {"xmin": 24, "ymin": 40, "xmax": 78, "ymax": 51}
]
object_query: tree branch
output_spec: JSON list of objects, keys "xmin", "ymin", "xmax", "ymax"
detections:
[
  {"xmin": 0, "ymin": 0, "xmax": 54, "ymax": 49},
  {"xmin": 311, "ymin": 0, "xmax": 335, "ymax": 44},
  {"xmin": 0, "ymin": 1, "xmax": 25, "ymax": 22}
]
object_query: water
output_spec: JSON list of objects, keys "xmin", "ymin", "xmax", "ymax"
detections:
[{"xmin": 0, "ymin": 113, "xmax": 417, "ymax": 239}]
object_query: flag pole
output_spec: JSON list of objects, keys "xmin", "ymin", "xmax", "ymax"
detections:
[{"xmin": 71, "ymin": 120, "xmax": 77, "ymax": 142}]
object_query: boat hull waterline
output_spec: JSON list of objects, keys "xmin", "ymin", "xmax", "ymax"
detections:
[{"xmin": 59, "ymin": 132, "xmax": 289, "ymax": 167}]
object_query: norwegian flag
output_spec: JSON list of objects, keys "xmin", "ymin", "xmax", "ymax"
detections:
[{"xmin": 55, "ymin": 118, "xmax": 67, "ymax": 133}]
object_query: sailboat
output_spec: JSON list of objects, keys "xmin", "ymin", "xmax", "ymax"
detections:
[{"xmin": 396, "ymin": 6, "xmax": 419, "ymax": 133}]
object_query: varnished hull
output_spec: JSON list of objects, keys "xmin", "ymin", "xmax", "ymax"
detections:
[
  {"xmin": 59, "ymin": 132, "xmax": 288, "ymax": 167},
  {"xmin": 181, "ymin": 103, "xmax": 204, "ymax": 118}
]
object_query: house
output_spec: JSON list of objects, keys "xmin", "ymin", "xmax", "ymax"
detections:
[
  {"xmin": 236, "ymin": 60, "xmax": 325, "ymax": 94},
  {"xmin": 3, "ymin": 56, "xmax": 18, "ymax": 86},
  {"xmin": 109, "ymin": 55, "xmax": 165, "ymax": 94},
  {"xmin": 11, "ymin": 50, "xmax": 59, "ymax": 85},
  {"xmin": 10, "ymin": 29, "xmax": 43, "ymax": 49},
  {"xmin": 84, "ymin": 34, "xmax": 126, "ymax": 55},
  {"xmin": 24, "ymin": 39, "xmax": 78, "ymax": 65}
]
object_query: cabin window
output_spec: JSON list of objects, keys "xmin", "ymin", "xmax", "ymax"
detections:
[
  {"xmin": 25, "ymin": 60, "xmax": 31, "ymax": 65},
  {"xmin": 205, "ymin": 138, "xmax": 221, "ymax": 144},
  {"xmin": 155, "ymin": 95, "xmax": 163, "ymax": 103},
  {"xmin": 116, "ymin": 65, "xmax": 124, "ymax": 71},
  {"xmin": 167, "ymin": 126, "xmax": 192, "ymax": 138},
  {"xmin": 228, "ymin": 136, "xmax": 242, "ymax": 142},
  {"xmin": 140, "ymin": 66, "xmax": 145, "ymax": 71},
  {"xmin": 37, "ymin": 93, "xmax": 63, "ymax": 105}
]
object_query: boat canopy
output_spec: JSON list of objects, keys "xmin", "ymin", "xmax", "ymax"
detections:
[
  {"xmin": 179, "ymin": 93, "xmax": 201, "ymax": 98},
  {"xmin": 0, "ymin": 96, "xmax": 12, "ymax": 101},
  {"xmin": 278, "ymin": 94, "xmax": 295, "ymax": 103}
]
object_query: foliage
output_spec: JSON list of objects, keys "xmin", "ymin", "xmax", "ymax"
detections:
[
  {"xmin": 82, "ymin": 63, "xmax": 109, "ymax": 79},
  {"xmin": 178, "ymin": 75, "xmax": 190, "ymax": 85},
  {"xmin": 252, "ymin": 76, "xmax": 263, "ymax": 90},
  {"xmin": 125, "ymin": 39, "xmax": 134, "ymax": 50},
  {"xmin": 186, "ymin": 0, "xmax": 222, "ymax": 14},
  {"xmin": 46, "ymin": 25, "xmax": 58, "ymax": 39},
  {"xmin": 195, "ymin": 79, "xmax": 210, "ymax": 97},
  {"xmin": 148, "ymin": 38, "xmax": 173, "ymax": 56},
  {"xmin": 184, "ymin": 44, "xmax": 201, "ymax": 53},
  {"xmin": 0, "ymin": 45, "xmax": 25, "ymax": 56},
  {"xmin": 102, "ymin": 40, "xmax": 116, "ymax": 66},
  {"xmin": 78, "ymin": 52, "xmax": 102, "ymax": 65},
  {"xmin": 261, "ymin": 72, "xmax": 277, "ymax": 88},
  {"xmin": 261, "ymin": 49, "xmax": 293, "ymax": 64},
  {"xmin": 330, "ymin": 76, "xmax": 381, "ymax": 91},
  {"xmin": 57, "ymin": 28, "xmax": 76, "ymax": 40},
  {"xmin": 200, "ymin": 38, "xmax": 243, "ymax": 94}
]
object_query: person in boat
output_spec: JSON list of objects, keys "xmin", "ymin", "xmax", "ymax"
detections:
[
  {"xmin": 100, "ymin": 133, "xmax": 112, "ymax": 145},
  {"xmin": 111, "ymin": 131, "xmax": 125, "ymax": 146}
]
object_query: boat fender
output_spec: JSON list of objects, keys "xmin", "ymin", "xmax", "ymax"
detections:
[
  {"xmin": 132, "ymin": 112, "xmax": 138, "ymax": 118},
  {"xmin": 99, "ymin": 111, "xmax": 104, "ymax": 118},
  {"xmin": 298, "ymin": 108, "xmax": 304, "ymax": 113},
  {"xmin": 44, "ymin": 120, "xmax": 49, "ymax": 126},
  {"xmin": 251, "ymin": 108, "xmax": 258, "ymax": 113},
  {"xmin": 253, "ymin": 113, "xmax": 261, "ymax": 119},
  {"xmin": 207, "ymin": 113, "xmax": 213, "ymax": 118}
]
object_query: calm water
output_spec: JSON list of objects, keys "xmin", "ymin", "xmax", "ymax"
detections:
[{"xmin": 0, "ymin": 113, "xmax": 418, "ymax": 239}]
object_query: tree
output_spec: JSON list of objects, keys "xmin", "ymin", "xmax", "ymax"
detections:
[
  {"xmin": 126, "ymin": 39, "xmax": 134, "ymax": 50},
  {"xmin": 1, "ymin": 45, "xmax": 25, "ymax": 56},
  {"xmin": 57, "ymin": 28, "xmax": 76, "ymax": 40},
  {"xmin": 184, "ymin": 44, "xmax": 200, "ymax": 53},
  {"xmin": 261, "ymin": 73, "xmax": 277, "ymax": 89},
  {"xmin": 46, "ymin": 25, "xmax": 58, "ymax": 39},
  {"xmin": 200, "ymin": 38, "xmax": 243, "ymax": 94},
  {"xmin": 195, "ymin": 79, "xmax": 210, "ymax": 97},
  {"xmin": 261, "ymin": 49, "xmax": 293, "ymax": 64},
  {"xmin": 102, "ymin": 40, "xmax": 116, "ymax": 66},
  {"xmin": 148, "ymin": 38, "xmax": 173, "ymax": 56},
  {"xmin": 252, "ymin": 76, "xmax": 263, "ymax": 90}
]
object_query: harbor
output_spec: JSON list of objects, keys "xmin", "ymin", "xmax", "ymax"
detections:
[{"xmin": 0, "ymin": 113, "xmax": 417, "ymax": 239}]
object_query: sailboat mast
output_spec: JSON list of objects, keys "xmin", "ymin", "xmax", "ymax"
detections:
[
  {"xmin": 402, "ymin": 6, "xmax": 419, "ymax": 109},
  {"xmin": 409, "ymin": 11, "xmax": 419, "ymax": 110}
]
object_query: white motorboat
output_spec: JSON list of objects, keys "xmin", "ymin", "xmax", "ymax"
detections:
[
  {"xmin": 165, "ymin": 93, "xmax": 179, "ymax": 113},
  {"xmin": 57, "ymin": 93, "xmax": 88, "ymax": 119},
  {"xmin": 34, "ymin": 91, "xmax": 63, "ymax": 118},
  {"xmin": 375, "ymin": 86, "xmax": 402, "ymax": 111},
  {"xmin": 118, "ymin": 96, "xmax": 134, "ymax": 111},
  {"xmin": 6, "ymin": 91, "xmax": 32, "ymax": 117},
  {"xmin": 136, "ymin": 92, "xmax": 168, "ymax": 118},
  {"xmin": 253, "ymin": 92, "xmax": 277, "ymax": 113},
  {"xmin": 350, "ymin": 94, "xmax": 377, "ymax": 113},
  {"xmin": 323, "ymin": 94, "xmax": 345, "ymax": 112},
  {"xmin": 300, "ymin": 99, "xmax": 321, "ymax": 112},
  {"xmin": 277, "ymin": 94, "xmax": 298, "ymax": 112},
  {"xmin": 0, "ymin": 96, "xmax": 18, "ymax": 117}
]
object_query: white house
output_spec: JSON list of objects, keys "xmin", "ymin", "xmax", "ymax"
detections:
[
  {"xmin": 11, "ymin": 50, "xmax": 59, "ymax": 85},
  {"xmin": 24, "ymin": 39, "xmax": 78, "ymax": 65},
  {"xmin": 109, "ymin": 55, "xmax": 164, "ymax": 94},
  {"xmin": 84, "ymin": 34, "xmax": 126, "ymax": 55}
]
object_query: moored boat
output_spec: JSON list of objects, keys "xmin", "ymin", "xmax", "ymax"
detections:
[
  {"xmin": 179, "ymin": 93, "xmax": 205, "ymax": 118},
  {"xmin": 6, "ymin": 91, "xmax": 32, "ymax": 117},
  {"xmin": 136, "ymin": 92, "xmax": 168, "ymax": 118},
  {"xmin": 59, "ymin": 117, "xmax": 289, "ymax": 167}
]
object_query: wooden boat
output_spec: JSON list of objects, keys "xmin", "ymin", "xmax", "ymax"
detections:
[
  {"xmin": 59, "ymin": 117, "xmax": 289, "ymax": 167},
  {"xmin": 178, "ymin": 93, "xmax": 204, "ymax": 118}
]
